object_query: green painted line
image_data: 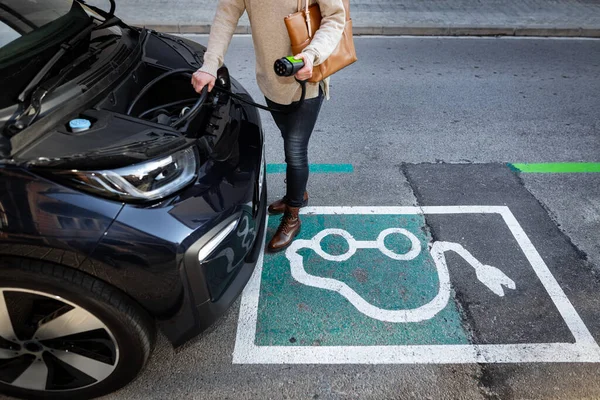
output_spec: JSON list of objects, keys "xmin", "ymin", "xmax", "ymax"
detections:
[
  {"xmin": 267, "ymin": 163, "xmax": 354, "ymax": 174},
  {"xmin": 508, "ymin": 163, "xmax": 600, "ymax": 173}
]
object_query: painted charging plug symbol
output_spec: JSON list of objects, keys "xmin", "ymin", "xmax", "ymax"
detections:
[{"xmin": 286, "ymin": 228, "xmax": 516, "ymax": 323}]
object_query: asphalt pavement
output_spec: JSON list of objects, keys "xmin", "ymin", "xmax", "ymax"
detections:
[{"xmin": 99, "ymin": 35, "xmax": 600, "ymax": 400}]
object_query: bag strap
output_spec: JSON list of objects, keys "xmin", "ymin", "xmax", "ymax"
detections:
[{"xmin": 298, "ymin": 0, "xmax": 313, "ymax": 38}]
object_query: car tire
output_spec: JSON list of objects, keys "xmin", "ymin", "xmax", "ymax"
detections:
[{"xmin": 0, "ymin": 257, "xmax": 156, "ymax": 400}]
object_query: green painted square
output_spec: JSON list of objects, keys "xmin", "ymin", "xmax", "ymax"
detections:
[{"xmin": 256, "ymin": 213, "xmax": 469, "ymax": 346}]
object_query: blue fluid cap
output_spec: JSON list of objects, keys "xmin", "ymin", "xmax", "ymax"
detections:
[{"xmin": 69, "ymin": 118, "xmax": 91, "ymax": 133}]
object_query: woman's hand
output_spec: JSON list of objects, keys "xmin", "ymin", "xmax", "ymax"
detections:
[
  {"xmin": 191, "ymin": 70, "xmax": 216, "ymax": 93},
  {"xmin": 294, "ymin": 53, "xmax": 314, "ymax": 81}
]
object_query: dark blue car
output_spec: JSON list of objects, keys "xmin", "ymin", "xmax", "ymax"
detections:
[{"xmin": 0, "ymin": 1, "xmax": 266, "ymax": 398}]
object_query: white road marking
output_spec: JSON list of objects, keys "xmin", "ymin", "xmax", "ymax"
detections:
[
  {"xmin": 286, "ymin": 228, "xmax": 513, "ymax": 323},
  {"xmin": 233, "ymin": 206, "xmax": 600, "ymax": 364},
  {"xmin": 431, "ymin": 241, "xmax": 516, "ymax": 297}
]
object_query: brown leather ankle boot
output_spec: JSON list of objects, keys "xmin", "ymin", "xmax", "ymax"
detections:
[
  {"xmin": 268, "ymin": 191, "xmax": 308, "ymax": 215},
  {"xmin": 267, "ymin": 205, "xmax": 301, "ymax": 252}
]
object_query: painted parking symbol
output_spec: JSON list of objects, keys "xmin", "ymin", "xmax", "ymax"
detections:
[
  {"xmin": 234, "ymin": 207, "xmax": 600, "ymax": 364},
  {"xmin": 288, "ymin": 228, "xmax": 515, "ymax": 323}
]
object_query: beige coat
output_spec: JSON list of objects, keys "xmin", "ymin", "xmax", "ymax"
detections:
[{"xmin": 198, "ymin": 0, "xmax": 346, "ymax": 105}]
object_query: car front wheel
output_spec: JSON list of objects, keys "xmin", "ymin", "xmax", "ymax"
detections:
[{"xmin": 0, "ymin": 258, "xmax": 155, "ymax": 399}]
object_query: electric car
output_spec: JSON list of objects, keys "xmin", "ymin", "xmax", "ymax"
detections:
[{"xmin": 0, "ymin": 1, "xmax": 267, "ymax": 398}]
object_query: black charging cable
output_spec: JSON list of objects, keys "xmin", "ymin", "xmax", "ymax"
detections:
[
  {"xmin": 224, "ymin": 56, "xmax": 309, "ymax": 113},
  {"xmin": 213, "ymin": 78, "xmax": 307, "ymax": 114},
  {"xmin": 130, "ymin": 68, "xmax": 307, "ymax": 124},
  {"xmin": 128, "ymin": 57, "xmax": 310, "ymax": 130}
]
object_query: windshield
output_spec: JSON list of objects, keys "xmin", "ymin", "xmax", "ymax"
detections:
[
  {"xmin": 0, "ymin": 1, "xmax": 103, "ymax": 109},
  {"xmin": 0, "ymin": 1, "xmax": 91, "ymax": 67}
]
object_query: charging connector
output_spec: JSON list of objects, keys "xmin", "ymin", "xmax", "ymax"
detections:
[{"xmin": 274, "ymin": 56, "xmax": 305, "ymax": 77}]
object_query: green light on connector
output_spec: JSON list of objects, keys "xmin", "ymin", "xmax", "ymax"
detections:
[{"xmin": 286, "ymin": 56, "xmax": 304, "ymax": 64}]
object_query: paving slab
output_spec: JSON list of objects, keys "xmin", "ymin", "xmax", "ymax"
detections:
[{"xmin": 88, "ymin": 0, "xmax": 600, "ymax": 36}]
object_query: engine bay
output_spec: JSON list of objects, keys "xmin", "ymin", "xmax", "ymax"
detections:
[{"xmin": 4, "ymin": 30, "xmax": 245, "ymax": 170}]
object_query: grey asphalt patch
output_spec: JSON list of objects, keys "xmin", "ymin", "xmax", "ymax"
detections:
[
  {"xmin": 424, "ymin": 212, "xmax": 575, "ymax": 345},
  {"xmin": 519, "ymin": 173, "xmax": 600, "ymax": 273},
  {"xmin": 403, "ymin": 163, "xmax": 600, "ymax": 340},
  {"xmin": 404, "ymin": 162, "xmax": 600, "ymax": 398}
]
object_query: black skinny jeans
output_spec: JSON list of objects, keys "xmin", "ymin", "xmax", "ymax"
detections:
[{"xmin": 265, "ymin": 88, "xmax": 324, "ymax": 207}]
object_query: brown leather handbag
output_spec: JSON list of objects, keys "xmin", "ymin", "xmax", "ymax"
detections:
[{"xmin": 284, "ymin": 0, "xmax": 357, "ymax": 83}]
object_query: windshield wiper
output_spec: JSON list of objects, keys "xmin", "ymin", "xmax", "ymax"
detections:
[
  {"xmin": 17, "ymin": 23, "xmax": 94, "ymax": 105},
  {"xmin": 6, "ymin": 22, "xmax": 95, "ymax": 133},
  {"xmin": 8, "ymin": 9, "xmax": 123, "ymax": 133},
  {"xmin": 11, "ymin": 34, "xmax": 120, "ymax": 130}
]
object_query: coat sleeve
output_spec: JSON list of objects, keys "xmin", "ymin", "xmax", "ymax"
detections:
[
  {"xmin": 301, "ymin": 0, "xmax": 346, "ymax": 66},
  {"xmin": 198, "ymin": 0, "xmax": 246, "ymax": 77}
]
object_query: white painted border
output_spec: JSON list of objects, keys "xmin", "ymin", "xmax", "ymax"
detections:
[{"xmin": 233, "ymin": 206, "xmax": 600, "ymax": 364}]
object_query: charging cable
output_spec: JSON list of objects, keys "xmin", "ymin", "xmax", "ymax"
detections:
[
  {"xmin": 210, "ymin": 56, "xmax": 309, "ymax": 113},
  {"xmin": 130, "ymin": 57, "xmax": 309, "ymax": 127},
  {"xmin": 213, "ymin": 78, "xmax": 306, "ymax": 114}
]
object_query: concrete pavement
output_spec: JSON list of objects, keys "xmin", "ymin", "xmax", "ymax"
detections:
[{"xmin": 89, "ymin": 0, "xmax": 600, "ymax": 36}]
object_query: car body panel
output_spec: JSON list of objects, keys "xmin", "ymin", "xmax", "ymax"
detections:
[{"xmin": 0, "ymin": 166, "xmax": 123, "ymax": 268}]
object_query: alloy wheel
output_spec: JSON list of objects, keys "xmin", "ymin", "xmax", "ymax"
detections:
[{"xmin": 0, "ymin": 288, "xmax": 119, "ymax": 392}]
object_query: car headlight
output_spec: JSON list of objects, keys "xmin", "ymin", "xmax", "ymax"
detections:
[{"xmin": 51, "ymin": 147, "xmax": 198, "ymax": 202}]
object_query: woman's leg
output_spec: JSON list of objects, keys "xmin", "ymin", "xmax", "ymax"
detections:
[
  {"xmin": 266, "ymin": 90, "xmax": 324, "ymax": 206},
  {"xmin": 265, "ymin": 89, "xmax": 324, "ymax": 251}
]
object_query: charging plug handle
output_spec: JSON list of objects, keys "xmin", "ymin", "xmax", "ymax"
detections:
[{"xmin": 274, "ymin": 56, "xmax": 305, "ymax": 77}]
